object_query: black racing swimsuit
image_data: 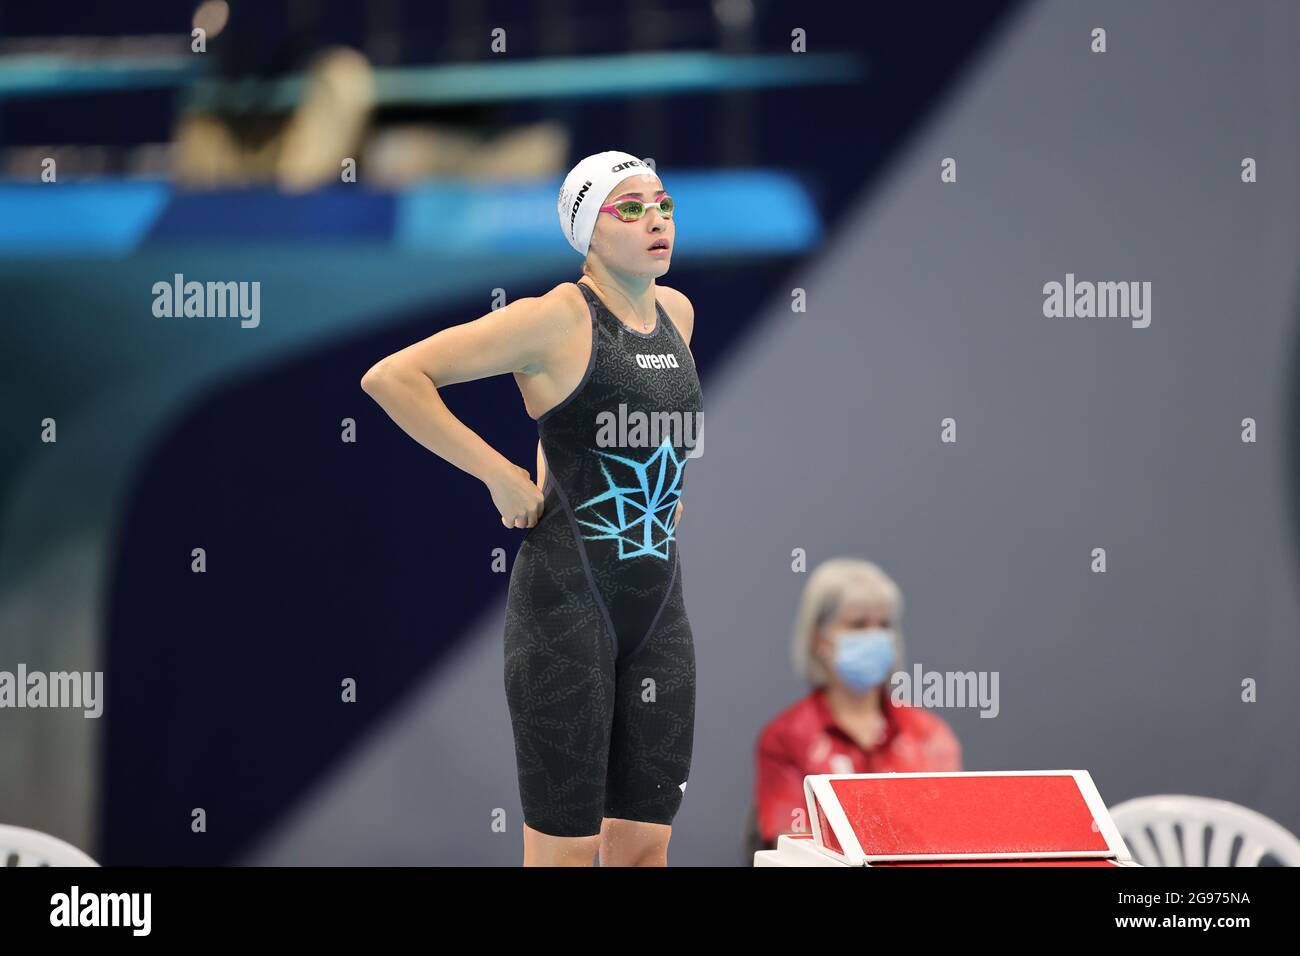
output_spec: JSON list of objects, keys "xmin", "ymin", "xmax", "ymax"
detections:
[{"xmin": 503, "ymin": 280, "xmax": 704, "ymax": 837}]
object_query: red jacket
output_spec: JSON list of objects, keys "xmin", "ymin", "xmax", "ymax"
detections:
[{"xmin": 754, "ymin": 686, "xmax": 962, "ymax": 844}]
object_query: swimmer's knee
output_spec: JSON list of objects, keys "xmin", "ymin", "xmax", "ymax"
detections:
[
  {"xmin": 522, "ymin": 823, "xmax": 601, "ymax": 866},
  {"xmin": 597, "ymin": 817, "xmax": 672, "ymax": 866}
]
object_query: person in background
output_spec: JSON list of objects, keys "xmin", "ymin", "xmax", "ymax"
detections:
[{"xmin": 750, "ymin": 557, "xmax": 962, "ymax": 853}]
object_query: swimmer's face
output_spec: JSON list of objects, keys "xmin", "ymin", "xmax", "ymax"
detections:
[{"xmin": 587, "ymin": 172, "xmax": 673, "ymax": 277}]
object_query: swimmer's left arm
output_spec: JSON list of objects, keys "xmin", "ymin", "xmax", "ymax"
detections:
[
  {"xmin": 660, "ymin": 288, "xmax": 693, "ymax": 529},
  {"xmin": 658, "ymin": 286, "xmax": 695, "ymax": 350}
]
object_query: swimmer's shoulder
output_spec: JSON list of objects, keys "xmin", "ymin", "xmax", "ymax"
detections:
[
  {"xmin": 503, "ymin": 282, "xmax": 591, "ymax": 375},
  {"xmin": 525, "ymin": 280, "xmax": 693, "ymax": 347},
  {"xmin": 655, "ymin": 284, "xmax": 695, "ymax": 347},
  {"xmin": 538, "ymin": 280, "xmax": 593, "ymax": 325}
]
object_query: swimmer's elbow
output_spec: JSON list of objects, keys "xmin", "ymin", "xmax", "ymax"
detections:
[{"xmin": 360, "ymin": 360, "xmax": 394, "ymax": 396}]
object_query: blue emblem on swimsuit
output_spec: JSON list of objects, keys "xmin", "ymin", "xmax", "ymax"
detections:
[{"xmin": 574, "ymin": 438, "xmax": 685, "ymax": 560}]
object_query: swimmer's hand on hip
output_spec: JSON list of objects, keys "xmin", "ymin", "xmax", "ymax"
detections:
[{"xmin": 487, "ymin": 461, "xmax": 545, "ymax": 529}]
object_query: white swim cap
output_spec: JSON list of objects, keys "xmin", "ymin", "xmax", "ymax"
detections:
[{"xmin": 556, "ymin": 150, "xmax": 657, "ymax": 257}]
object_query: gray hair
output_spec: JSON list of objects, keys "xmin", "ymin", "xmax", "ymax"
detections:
[{"xmin": 791, "ymin": 557, "xmax": 906, "ymax": 686}]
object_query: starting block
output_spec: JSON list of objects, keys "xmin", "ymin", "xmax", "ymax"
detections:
[{"xmin": 754, "ymin": 770, "xmax": 1140, "ymax": 867}]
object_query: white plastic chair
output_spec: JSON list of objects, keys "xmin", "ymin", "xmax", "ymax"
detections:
[
  {"xmin": 1108, "ymin": 795, "xmax": 1300, "ymax": 867},
  {"xmin": 0, "ymin": 824, "xmax": 99, "ymax": 866}
]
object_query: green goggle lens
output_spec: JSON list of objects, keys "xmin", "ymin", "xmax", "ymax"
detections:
[{"xmin": 614, "ymin": 195, "xmax": 674, "ymax": 220}]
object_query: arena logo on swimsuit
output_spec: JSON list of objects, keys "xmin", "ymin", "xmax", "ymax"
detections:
[{"xmin": 635, "ymin": 352, "xmax": 679, "ymax": 369}]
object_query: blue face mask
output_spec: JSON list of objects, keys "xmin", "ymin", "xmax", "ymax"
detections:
[{"xmin": 831, "ymin": 628, "xmax": 896, "ymax": 692}]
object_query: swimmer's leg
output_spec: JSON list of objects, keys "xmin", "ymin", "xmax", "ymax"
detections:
[
  {"xmin": 503, "ymin": 520, "xmax": 617, "ymax": 851},
  {"xmin": 601, "ymin": 566, "xmax": 696, "ymax": 854}
]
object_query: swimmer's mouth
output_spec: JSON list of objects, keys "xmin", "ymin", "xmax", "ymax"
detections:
[{"xmin": 647, "ymin": 239, "xmax": 670, "ymax": 251}]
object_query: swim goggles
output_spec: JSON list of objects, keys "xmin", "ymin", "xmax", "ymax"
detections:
[{"xmin": 599, "ymin": 192, "xmax": 675, "ymax": 222}]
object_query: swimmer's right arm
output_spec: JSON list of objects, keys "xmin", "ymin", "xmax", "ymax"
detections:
[{"xmin": 359, "ymin": 295, "xmax": 557, "ymax": 529}]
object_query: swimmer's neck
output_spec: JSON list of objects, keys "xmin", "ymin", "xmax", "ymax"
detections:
[{"xmin": 579, "ymin": 264, "xmax": 658, "ymax": 318}]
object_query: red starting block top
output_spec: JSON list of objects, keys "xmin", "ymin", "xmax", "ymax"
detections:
[{"xmin": 801, "ymin": 770, "xmax": 1134, "ymax": 867}]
